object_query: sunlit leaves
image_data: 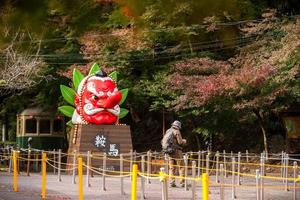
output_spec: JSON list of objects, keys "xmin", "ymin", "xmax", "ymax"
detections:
[
  {"xmin": 119, "ymin": 88, "xmax": 128, "ymax": 105},
  {"xmin": 60, "ymin": 85, "xmax": 75, "ymax": 106},
  {"xmin": 109, "ymin": 71, "xmax": 118, "ymax": 82},
  {"xmin": 119, "ymin": 108, "xmax": 129, "ymax": 119},
  {"xmin": 89, "ymin": 63, "xmax": 100, "ymax": 75},
  {"xmin": 58, "ymin": 106, "xmax": 75, "ymax": 117},
  {"xmin": 73, "ymin": 69, "xmax": 84, "ymax": 91}
]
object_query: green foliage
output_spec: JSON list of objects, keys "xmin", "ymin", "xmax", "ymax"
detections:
[
  {"xmin": 72, "ymin": 69, "xmax": 84, "ymax": 91},
  {"xmin": 60, "ymin": 85, "xmax": 75, "ymax": 106},
  {"xmin": 109, "ymin": 71, "xmax": 118, "ymax": 82},
  {"xmin": 66, "ymin": 120, "xmax": 73, "ymax": 127},
  {"xmin": 58, "ymin": 106, "xmax": 74, "ymax": 117},
  {"xmin": 136, "ymin": 71, "xmax": 177, "ymax": 111},
  {"xmin": 0, "ymin": 141, "xmax": 16, "ymax": 146},
  {"xmin": 1, "ymin": 0, "xmax": 300, "ymax": 151},
  {"xmin": 266, "ymin": 29, "xmax": 287, "ymax": 40},
  {"xmin": 89, "ymin": 63, "xmax": 101, "ymax": 75},
  {"xmin": 192, "ymin": 127, "xmax": 210, "ymax": 138},
  {"xmin": 0, "ymin": 80, "xmax": 6, "ymax": 86},
  {"xmin": 119, "ymin": 108, "xmax": 129, "ymax": 119},
  {"xmin": 106, "ymin": 9, "xmax": 131, "ymax": 28},
  {"xmin": 119, "ymin": 88, "xmax": 129, "ymax": 105}
]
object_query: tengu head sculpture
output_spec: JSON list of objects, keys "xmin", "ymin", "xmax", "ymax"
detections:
[{"xmin": 72, "ymin": 70, "xmax": 122, "ymax": 125}]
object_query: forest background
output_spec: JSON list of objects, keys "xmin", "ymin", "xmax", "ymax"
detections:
[{"xmin": 0, "ymin": 0, "xmax": 299, "ymax": 154}]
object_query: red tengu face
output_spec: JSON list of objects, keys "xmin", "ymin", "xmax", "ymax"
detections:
[{"xmin": 75, "ymin": 77, "xmax": 122, "ymax": 125}]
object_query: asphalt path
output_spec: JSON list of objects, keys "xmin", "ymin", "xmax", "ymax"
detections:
[{"xmin": 0, "ymin": 171, "xmax": 298, "ymax": 199}]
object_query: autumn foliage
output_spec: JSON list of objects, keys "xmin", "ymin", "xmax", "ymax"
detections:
[{"xmin": 168, "ymin": 15, "xmax": 300, "ymax": 112}]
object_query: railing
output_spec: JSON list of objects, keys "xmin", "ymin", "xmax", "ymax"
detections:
[{"xmin": 1, "ymin": 148, "xmax": 300, "ymax": 200}]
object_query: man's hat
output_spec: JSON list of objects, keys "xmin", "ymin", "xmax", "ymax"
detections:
[{"xmin": 172, "ymin": 120, "xmax": 181, "ymax": 129}]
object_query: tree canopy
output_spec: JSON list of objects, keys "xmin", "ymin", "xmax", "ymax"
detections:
[{"xmin": 0, "ymin": 0, "xmax": 299, "ymax": 152}]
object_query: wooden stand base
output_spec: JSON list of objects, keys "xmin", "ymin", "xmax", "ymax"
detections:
[{"xmin": 67, "ymin": 124, "xmax": 132, "ymax": 171}]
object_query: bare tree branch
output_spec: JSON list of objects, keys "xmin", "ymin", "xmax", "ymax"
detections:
[{"xmin": 0, "ymin": 33, "xmax": 47, "ymax": 95}]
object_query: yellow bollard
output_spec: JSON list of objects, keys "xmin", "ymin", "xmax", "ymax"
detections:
[
  {"xmin": 13, "ymin": 151, "xmax": 18, "ymax": 192},
  {"xmin": 78, "ymin": 156, "xmax": 84, "ymax": 200},
  {"xmin": 41, "ymin": 152, "xmax": 47, "ymax": 200},
  {"xmin": 202, "ymin": 173, "xmax": 209, "ymax": 200},
  {"xmin": 131, "ymin": 164, "xmax": 138, "ymax": 200}
]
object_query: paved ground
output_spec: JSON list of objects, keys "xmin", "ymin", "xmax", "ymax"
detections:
[{"xmin": 0, "ymin": 171, "xmax": 298, "ymax": 200}]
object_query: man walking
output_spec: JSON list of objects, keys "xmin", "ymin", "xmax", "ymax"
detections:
[{"xmin": 161, "ymin": 120, "xmax": 186, "ymax": 187}]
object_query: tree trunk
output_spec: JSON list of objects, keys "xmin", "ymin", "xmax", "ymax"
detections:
[{"xmin": 253, "ymin": 109, "xmax": 268, "ymax": 158}]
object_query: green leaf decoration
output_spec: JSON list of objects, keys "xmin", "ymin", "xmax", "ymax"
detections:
[
  {"xmin": 66, "ymin": 120, "xmax": 73, "ymax": 127},
  {"xmin": 73, "ymin": 69, "xmax": 84, "ymax": 91},
  {"xmin": 89, "ymin": 63, "xmax": 100, "ymax": 75},
  {"xmin": 119, "ymin": 108, "xmax": 129, "ymax": 119},
  {"xmin": 58, "ymin": 106, "xmax": 75, "ymax": 118},
  {"xmin": 60, "ymin": 85, "xmax": 75, "ymax": 106},
  {"xmin": 119, "ymin": 88, "xmax": 128, "ymax": 105},
  {"xmin": 109, "ymin": 71, "xmax": 118, "ymax": 82}
]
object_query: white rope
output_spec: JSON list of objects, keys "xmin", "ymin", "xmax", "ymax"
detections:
[
  {"xmin": 46, "ymin": 160, "xmax": 78, "ymax": 171},
  {"xmin": 84, "ymin": 165, "xmax": 131, "ymax": 178},
  {"xmin": 47, "ymin": 158, "xmax": 78, "ymax": 167},
  {"xmin": 138, "ymin": 172, "xmax": 160, "ymax": 180}
]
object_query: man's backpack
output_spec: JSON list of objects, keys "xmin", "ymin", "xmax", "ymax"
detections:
[{"xmin": 161, "ymin": 128, "xmax": 175, "ymax": 154}]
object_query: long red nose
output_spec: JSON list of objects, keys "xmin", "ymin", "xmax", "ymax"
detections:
[{"xmin": 102, "ymin": 92, "xmax": 122, "ymax": 108}]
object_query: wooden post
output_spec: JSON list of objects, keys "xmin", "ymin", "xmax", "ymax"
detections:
[
  {"xmin": 120, "ymin": 154, "xmax": 124, "ymax": 195},
  {"xmin": 285, "ymin": 154, "xmax": 289, "ymax": 191},
  {"xmin": 184, "ymin": 154, "xmax": 188, "ymax": 191},
  {"xmin": 17, "ymin": 151, "xmax": 20, "ymax": 175},
  {"xmin": 164, "ymin": 154, "xmax": 169, "ymax": 175},
  {"xmin": 197, "ymin": 150, "xmax": 201, "ymax": 177},
  {"xmin": 223, "ymin": 150, "xmax": 227, "ymax": 177},
  {"xmin": 102, "ymin": 153, "xmax": 106, "ymax": 191},
  {"xmin": 130, "ymin": 150, "xmax": 133, "ymax": 180},
  {"xmin": 90, "ymin": 151, "xmax": 94, "ymax": 178},
  {"xmin": 281, "ymin": 151, "xmax": 285, "ymax": 178},
  {"xmin": 232, "ymin": 157, "xmax": 236, "ymax": 200},
  {"xmin": 72, "ymin": 150, "xmax": 77, "ymax": 184},
  {"xmin": 26, "ymin": 149, "xmax": 31, "ymax": 176},
  {"xmin": 154, "ymin": 151, "xmax": 157, "ymax": 173},
  {"xmin": 192, "ymin": 161, "xmax": 196, "ymax": 200},
  {"xmin": 58, "ymin": 149, "xmax": 62, "ymax": 182},
  {"xmin": 86, "ymin": 151, "xmax": 91, "ymax": 187},
  {"xmin": 246, "ymin": 150, "xmax": 249, "ymax": 163},
  {"xmin": 216, "ymin": 151, "xmax": 219, "ymax": 183},
  {"xmin": 147, "ymin": 150, "xmax": 151, "ymax": 184},
  {"xmin": 256, "ymin": 169, "xmax": 261, "ymax": 200},
  {"xmin": 8, "ymin": 150, "xmax": 12, "ymax": 173},
  {"xmin": 141, "ymin": 155, "xmax": 146, "ymax": 199},
  {"xmin": 260, "ymin": 153, "xmax": 265, "ymax": 200},
  {"xmin": 237, "ymin": 152, "xmax": 241, "ymax": 185},
  {"xmin": 40, "ymin": 151, "xmax": 43, "ymax": 174},
  {"xmin": 201, "ymin": 151, "xmax": 205, "ymax": 175},
  {"xmin": 53, "ymin": 149, "xmax": 56, "ymax": 174},
  {"xmin": 220, "ymin": 164, "xmax": 225, "ymax": 200},
  {"xmin": 206, "ymin": 154, "xmax": 209, "ymax": 175},
  {"xmin": 35, "ymin": 153, "xmax": 39, "ymax": 172},
  {"xmin": 160, "ymin": 167, "xmax": 168, "ymax": 200}
]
